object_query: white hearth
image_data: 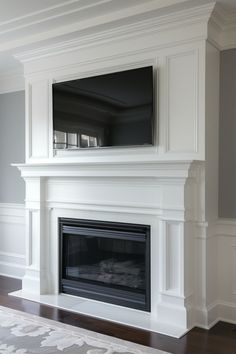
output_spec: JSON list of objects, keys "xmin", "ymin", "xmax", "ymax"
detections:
[{"xmin": 11, "ymin": 292, "xmax": 187, "ymax": 338}]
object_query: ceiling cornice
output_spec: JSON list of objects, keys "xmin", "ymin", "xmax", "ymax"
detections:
[
  {"xmin": 15, "ymin": 2, "xmax": 215, "ymax": 65},
  {"xmin": 0, "ymin": 0, "xmax": 110, "ymax": 36},
  {"xmin": 211, "ymin": 3, "xmax": 236, "ymax": 30},
  {"xmin": 210, "ymin": 3, "xmax": 236, "ymax": 50},
  {"xmin": 0, "ymin": 0, "xmax": 191, "ymax": 52}
]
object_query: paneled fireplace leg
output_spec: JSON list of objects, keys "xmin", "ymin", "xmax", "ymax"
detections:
[{"xmin": 22, "ymin": 177, "xmax": 49, "ymax": 294}]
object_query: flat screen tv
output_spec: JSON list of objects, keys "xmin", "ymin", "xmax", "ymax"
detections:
[{"xmin": 53, "ymin": 66, "xmax": 154, "ymax": 150}]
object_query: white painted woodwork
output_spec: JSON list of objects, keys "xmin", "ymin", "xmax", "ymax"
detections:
[
  {"xmin": 22, "ymin": 44, "xmax": 207, "ymax": 163},
  {"xmin": 30, "ymin": 80, "xmax": 49, "ymax": 159},
  {"xmin": 165, "ymin": 222, "xmax": 182, "ymax": 293},
  {"xmin": 166, "ymin": 51, "xmax": 197, "ymax": 153},
  {"xmin": 11, "ymin": 2, "xmax": 215, "ymax": 164},
  {"xmin": 10, "ymin": 0, "xmax": 236, "ymax": 339},
  {"xmin": 0, "ymin": 1, "xmax": 235, "ymax": 90},
  {"xmin": 0, "ymin": 204, "xmax": 25, "ymax": 278},
  {"xmin": 15, "ymin": 160, "xmax": 201, "ymax": 336}
]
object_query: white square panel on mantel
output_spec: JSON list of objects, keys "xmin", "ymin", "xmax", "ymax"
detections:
[{"xmin": 10, "ymin": 290, "xmax": 188, "ymax": 338}]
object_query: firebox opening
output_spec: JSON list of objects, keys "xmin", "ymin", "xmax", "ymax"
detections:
[{"xmin": 59, "ymin": 218, "xmax": 151, "ymax": 311}]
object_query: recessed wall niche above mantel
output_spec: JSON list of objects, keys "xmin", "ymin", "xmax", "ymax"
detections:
[{"xmin": 12, "ymin": 0, "xmax": 221, "ymax": 338}]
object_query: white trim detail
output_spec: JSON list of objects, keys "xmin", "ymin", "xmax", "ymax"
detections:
[
  {"xmin": 216, "ymin": 218, "xmax": 236, "ymax": 237},
  {"xmin": 210, "ymin": 4, "xmax": 236, "ymax": 50},
  {"xmin": 15, "ymin": 3, "xmax": 215, "ymax": 65},
  {"xmin": 193, "ymin": 219, "xmax": 236, "ymax": 329},
  {"xmin": 13, "ymin": 160, "xmax": 202, "ymax": 337},
  {"xmin": 0, "ymin": 203, "xmax": 25, "ymax": 279}
]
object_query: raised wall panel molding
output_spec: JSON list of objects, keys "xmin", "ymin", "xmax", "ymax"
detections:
[
  {"xmin": 30, "ymin": 79, "xmax": 50, "ymax": 160},
  {"xmin": 22, "ymin": 177, "xmax": 50, "ymax": 294},
  {"xmin": 195, "ymin": 219, "xmax": 236, "ymax": 329},
  {"xmin": 165, "ymin": 50, "xmax": 198, "ymax": 154},
  {"xmin": 162, "ymin": 221, "xmax": 183, "ymax": 295},
  {"xmin": 0, "ymin": 203, "xmax": 25, "ymax": 279},
  {"xmin": 17, "ymin": 41, "xmax": 207, "ymax": 163}
]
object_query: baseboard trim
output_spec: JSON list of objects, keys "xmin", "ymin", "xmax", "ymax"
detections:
[
  {"xmin": 0, "ymin": 251, "xmax": 25, "ymax": 279},
  {"xmin": 195, "ymin": 301, "xmax": 236, "ymax": 329},
  {"xmin": 218, "ymin": 301, "xmax": 236, "ymax": 325}
]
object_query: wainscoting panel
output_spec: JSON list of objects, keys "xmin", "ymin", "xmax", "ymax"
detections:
[
  {"xmin": 217, "ymin": 219, "xmax": 236, "ymax": 324},
  {"xmin": 0, "ymin": 203, "xmax": 25, "ymax": 279},
  {"xmin": 194, "ymin": 220, "xmax": 236, "ymax": 329},
  {"xmin": 166, "ymin": 50, "xmax": 198, "ymax": 154}
]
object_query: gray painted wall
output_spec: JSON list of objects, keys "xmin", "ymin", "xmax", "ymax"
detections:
[
  {"xmin": 219, "ymin": 49, "xmax": 236, "ymax": 218},
  {"xmin": 0, "ymin": 91, "xmax": 25, "ymax": 203}
]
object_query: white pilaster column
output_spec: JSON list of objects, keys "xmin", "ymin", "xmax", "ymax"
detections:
[
  {"xmin": 156, "ymin": 177, "xmax": 195, "ymax": 330},
  {"xmin": 22, "ymin": 177, "xmax": 49, "ymax": 294}
]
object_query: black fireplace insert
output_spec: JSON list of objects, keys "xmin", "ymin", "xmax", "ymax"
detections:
[{"xmin": 59, "ymin": 218, "xmax": 151, "ymax": 311}]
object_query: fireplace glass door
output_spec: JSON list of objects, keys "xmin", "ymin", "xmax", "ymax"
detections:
[{"xmin": 59, "ymin": 218, "xmax": 150, "ymax": 311}]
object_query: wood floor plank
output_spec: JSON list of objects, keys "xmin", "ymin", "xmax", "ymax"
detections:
[{"xmin": 0, "ymin": 275, "xmax": 235, "ymax": 354}]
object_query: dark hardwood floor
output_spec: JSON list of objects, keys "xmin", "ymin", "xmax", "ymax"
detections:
[{"xmin": 0, "ymin": 276, "xmax": 235, "ymax": 354}]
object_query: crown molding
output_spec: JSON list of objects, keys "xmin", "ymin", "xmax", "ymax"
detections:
[
  {"xmin": 210, "ymin": 4, "xmax": 236, "ymax": 50},
  {"xmin": 0, "ymin": 0, "xmax": 110, "ymax": 36},
  {"xmin": 15, "ymin": 2, "xmax": 215, "ymax": 65},
  {"xmin": 220, "ymin": 27, "xmax": 236, "ymax": 50},
  {"xmin": 0, "ymin": 0, "xmax": 192, "ymax": 52},
  {"xmin": 0, "ymin": 71, "xmax": 24, "ymax": 94},
  {"xmin": 212, "ymin": 3, "xmax": 236, "ymax": 30}
]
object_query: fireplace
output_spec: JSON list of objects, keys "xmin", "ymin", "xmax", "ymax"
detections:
[
  {"xmin": 13, "ymin": 160, "xmax": 199, "ymax": 336},
  {"xmin": 59, "ymin": 218, "xmax": 151, "ymax": 311}
]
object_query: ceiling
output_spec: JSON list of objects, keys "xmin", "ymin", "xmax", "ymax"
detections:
[{"xmin": 0, "ymin": 0, "xmax": 235, "ymax": 79}]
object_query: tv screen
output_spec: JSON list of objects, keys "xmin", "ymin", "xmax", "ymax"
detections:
[{"xmin": 53, "ymin": 66, "xmax": 154, "ymax": 150}]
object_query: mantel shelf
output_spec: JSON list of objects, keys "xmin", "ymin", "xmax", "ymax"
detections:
[{"xmin": 12, "ymin": 160, "xmax": 199, "ymax": 179}]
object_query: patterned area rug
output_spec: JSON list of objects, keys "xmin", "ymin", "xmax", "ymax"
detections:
[{"xmin": 0, "ymin": 306, "xmax": 170, "ymax": 354}]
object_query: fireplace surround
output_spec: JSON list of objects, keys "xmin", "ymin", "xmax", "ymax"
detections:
[{"xmin": 11, "ymin": 160, "xmax": 203, "ymax": 337}]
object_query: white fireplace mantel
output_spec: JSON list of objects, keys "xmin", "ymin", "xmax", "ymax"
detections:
[
  {"xmin": 13, "ymin": 160, "xmax": 195, "ymax": 178},
  {"xmin": 11, "ymin": 159, "xmax": 204, "ymax": 337}
]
